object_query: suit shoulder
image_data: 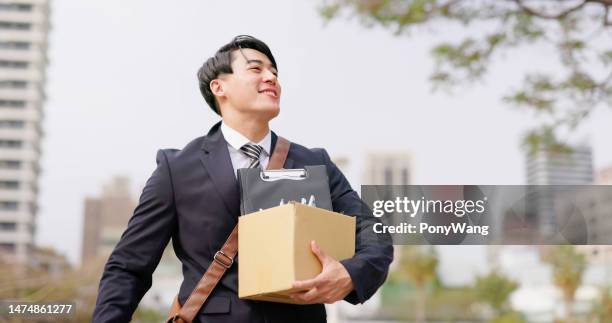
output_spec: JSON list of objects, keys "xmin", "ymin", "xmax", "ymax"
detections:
[
  {"xmin": 287, "ymin": 141, "xmax": 329, "ymax": 163},
  {"xmin": 156, "ymin": 135, "xmax": 206, "ymax": 162}
]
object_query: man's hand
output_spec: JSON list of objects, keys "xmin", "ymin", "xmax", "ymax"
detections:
[{"xmin": 289, "ymin": 240, "xmax": 354, "ymax": 304}]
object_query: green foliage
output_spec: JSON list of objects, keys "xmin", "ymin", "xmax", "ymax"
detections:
[
  {"xmin": 542, "ymin": 245, "xmax": 587, "ymax": 321},
  {"xmin": 318, "ymin": 0, "xmax": 612, "ymax": 150},
  {"xmin": 588, "ymin": 288, "xmax": 612, "ymax": 323},
  {"xmin": 390, "ymin": 245, "xmax": 439, "ymax": 323},
  {"xmin": 392, "ymin": 245, "xmax": 439, "ymax": 286},
  {"xmin": 490, "ymin": 311, "xmax": 527, "ymax": 323},
  {"xmin": 474, "ymin": 271, "xmax": 519, "ymax": 314},
  {"xmin": 133, "ymin": 307, "xmax": 166, "ymax": 323}
]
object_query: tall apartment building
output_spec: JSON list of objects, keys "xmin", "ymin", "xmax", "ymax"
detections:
[
  {"xmin": 0, "ymin": 0, "xmax": 50, "ymax": 263},
  {"xmin": 81, "ymin": 177, "xmax": 136, "ymax": 265},
  {"xmin": 525, "ymin": 145, "xmax": 594, "ymax": 236},
  {"xmin": 526, "ymin": 145, "xmax": 594, "ymax": 185}
]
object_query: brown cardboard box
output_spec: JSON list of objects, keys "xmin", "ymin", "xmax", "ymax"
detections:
[{"xmin": 238, "ymin": 202, "xmax": 356, "ymax": 304}]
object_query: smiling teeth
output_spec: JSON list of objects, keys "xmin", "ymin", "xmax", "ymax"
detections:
[{"xmin": 262, "ymin": 90, "xmax": 276, "ymax": 97}]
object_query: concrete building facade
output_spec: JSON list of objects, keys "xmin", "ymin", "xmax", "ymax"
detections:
[{"xmin": 0, "ymin": 0, "xmax": 50, "ymax": 263}]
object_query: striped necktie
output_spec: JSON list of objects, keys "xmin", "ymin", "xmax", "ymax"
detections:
[{"xmin": 240, "ymin": 143, "xmax": 264, "ymax": 168}]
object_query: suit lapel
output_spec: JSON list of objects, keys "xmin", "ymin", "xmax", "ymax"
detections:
[
  {"xmin": 200, "ymin": 122, "xmax": 240, "ymax": 217},
  {"xmin": 200, "ymin": 125, "xmax": 294, "ymax": 218}
]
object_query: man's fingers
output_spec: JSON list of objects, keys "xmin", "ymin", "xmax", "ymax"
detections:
[
  {"xmin": 311, "ymin": 240, "xmax": 329, "ymax": 264},
  {"xmin": 290, "ymin": 287, "xmax": 321, "ymax": 303},
  {"xmin": 292, "ymin": 277, "xmax": 318, "ymax": 290}
]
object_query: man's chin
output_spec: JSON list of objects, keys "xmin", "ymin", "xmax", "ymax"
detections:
[{"xmin": 256, "ymin": 106, "xmax": 280, "ymax": 120}]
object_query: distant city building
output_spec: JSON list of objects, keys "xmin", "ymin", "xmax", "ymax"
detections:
[
  {"xmin": 525, "ymin": 145, "xmax": 594, "ymax": 236},
  {"xmin": 526, "ymin": 145, "xmax": 593, "ymax": 185},
  {"xmin": 81, "ymin": 177, "xmax": 136, "ymax": 265},
  {"xmin": 363, "ymin": 152, "xmax": 411, "ymax": 185},
  {"xmin": 0, "ymin": 0, "xmax": 51, "ymax": 263}
]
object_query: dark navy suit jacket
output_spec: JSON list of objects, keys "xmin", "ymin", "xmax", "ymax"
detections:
[{"xmin": 93, "ymin": 122, "xmax": 393, "ymax": 322}]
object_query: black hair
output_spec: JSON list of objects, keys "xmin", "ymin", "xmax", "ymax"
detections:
[{"xmin": 197, "ymin": 35, "xmax": 278, "ymax": 115}]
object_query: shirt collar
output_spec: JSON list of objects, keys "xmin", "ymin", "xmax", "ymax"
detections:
[{"xmin": 221, "ymin": 121, "xmax": 271, "ymax": 156}]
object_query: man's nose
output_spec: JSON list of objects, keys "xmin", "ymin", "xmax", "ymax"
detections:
[{"xmin": 262, "ymin": 69, "xmax": 277, "ymax": 84}]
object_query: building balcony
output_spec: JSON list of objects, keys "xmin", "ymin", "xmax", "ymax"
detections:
[
  {"xmin": 0, "ymin": 147, "xmax": 40, "ymax": 161},
  {"xmin": 0, "ymin": 30, "xmax": 48, "ymax": 43},
  {"xmin": 0, "ymin": 48, "xmax": 48, "ymax": 63},
  {"xmin": 0, "ymin": 107, "xmax": 44, "ymax": 122},
  {"xmin": 0, "ymin": 68, "xmax": 45, "ymax": 81},
  {"xmin": 0, "ymin": 10, "xmax": 49, "ymax": 26},
  {"xmin": 0, "ymin": 88, "xmax": 44, "ymax": 101}
]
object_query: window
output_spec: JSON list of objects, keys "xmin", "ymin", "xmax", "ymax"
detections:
[
  {"xmin": 0, "ymin": 100, "xmax": 26, "ymax": 108},
  {"xmin": 0, "ymin": 160, "xmax": 21, "ymax": 169},
  {"xmin": 0, "ymin": 201, "xmax": 18, "ymax": 211},
  {"xmin": 0, "ymin": 80, "xmax": 28, "ymax": 89},
  {"xmin": 384, "ymin": 166, "xmax": 393, "ymax": 185},
  {"xmin": 0, "ymin": 21, "xmax": 31, "ymax": 30},
  {"xmin": 0, "ymin": 120, "xmax": 25, "ymax": 128},
  {"xmin": 0, "ymin": 140, "xmax": 23, "ymax": 149},
  {"xmin": 0, "ymin": 60, "xmax": 29, "ymax": 69},
  {"xmin": 0, "ymin": 181, "xmax": 19, "ymax": 189},
  {"xmin": 0, "ymin": 41, "xmax": 30, "ymax": 50},
  {"xmin": 401, "ymin": 168, "xmax": 409, "ymax": 185},
  {"xmin": 0, "ymin": 222, "xmax": 17, "ymax": 231},
  {"xmin": 0, "ymin": 3, "xmax": 33, "ymax": 11}
]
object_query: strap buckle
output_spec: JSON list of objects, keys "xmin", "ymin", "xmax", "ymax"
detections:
[{"xmin": 213, "ymin": 250, "xmax": 233, "ymax": 269}]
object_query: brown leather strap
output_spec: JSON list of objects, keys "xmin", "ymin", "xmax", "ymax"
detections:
[
  {"xmin": 168, "ymin": 136, "xmax": 290, "ymax": 323},
  {"xmin": 268, "ymin": 136, "xmax": 290, "ymax": 170}
]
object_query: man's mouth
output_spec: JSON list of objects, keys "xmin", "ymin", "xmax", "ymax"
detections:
[{"xmin": 259, "ymin": 88, "xmax": 278, "ymax": 98}]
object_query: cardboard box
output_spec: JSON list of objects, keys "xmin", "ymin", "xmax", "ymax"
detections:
[{"xmin": 238, "ymin": 202, "xmax": 356, "ymax": 304}]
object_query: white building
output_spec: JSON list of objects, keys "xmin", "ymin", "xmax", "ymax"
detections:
[
  {"xmin": 525, "ymin": 145, "xmax": 594, "ymax": 235},
  {"xmin": 0, "ymin": 0, "xmax": 50, "ymax": 263}
]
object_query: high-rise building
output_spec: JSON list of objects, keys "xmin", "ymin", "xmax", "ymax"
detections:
[
  {"xmin": 81, "ymin": 177, "xmax": 136, "ymax": 265},
  {"xmin": 0, "ymin": 0, "xmax": 50, "ymax": 263},
  {"xmin": 525, "ymin": 145, "xmax": 594, "ymax": 236},
  {"xmin": 526, "ymin": 145, "xmax": 594, "ymax": 185}
]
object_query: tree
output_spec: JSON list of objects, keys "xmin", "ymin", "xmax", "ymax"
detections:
[
  {"xmin": 318, "ymin": 0, "xmax": 612, "ymax": 151},
  {"xmin": 391, "ymin": 245, "xmax": 439, "ymax": 323},
  {"xmin": 473, "ymin": 270, "xmax": 526, "ymax": 323},
  {"xmin": 588, "ymin": 288, "xmax": 612, "ymax": 323},
  {"xmin": 542, "ymin": 245, "xmax": 587, "ymax": 322}
]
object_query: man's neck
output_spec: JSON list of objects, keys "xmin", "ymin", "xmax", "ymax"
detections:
[{"xmin": 222, "ymin": 117, "xmax": 270, "ymax": 143}]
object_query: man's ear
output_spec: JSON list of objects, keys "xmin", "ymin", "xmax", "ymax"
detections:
[{"xmin": 210, "ymin": 79, "xmax": 224, "ymax": 98}]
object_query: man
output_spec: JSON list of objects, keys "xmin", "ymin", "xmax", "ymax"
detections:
[{"xmin": 93, "ymin": 35, "xmax": 393, "ymax": 322}]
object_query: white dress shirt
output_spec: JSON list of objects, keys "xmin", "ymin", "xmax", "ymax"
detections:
[{"xmin": 221, "ymin": 122, "xmax": 271, "ymax": 178}]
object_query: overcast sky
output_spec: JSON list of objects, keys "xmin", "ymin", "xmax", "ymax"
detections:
[{"xmin": 38, "ymin": 0, "xmax": 612, "ymax": 266}]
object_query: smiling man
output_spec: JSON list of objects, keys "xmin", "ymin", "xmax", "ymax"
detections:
[{"xmin": 92, "ymin": 35, "xmax": 393, "ymax": 323}]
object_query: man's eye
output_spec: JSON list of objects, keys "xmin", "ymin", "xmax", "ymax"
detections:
[{"xmin": 250, "ymin": 67, "xmax": 261, "ymax": 72}]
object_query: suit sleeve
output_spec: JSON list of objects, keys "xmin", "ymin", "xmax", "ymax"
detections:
[
  {"xmin": 318, "ymin": 149, "xmax": 394, "ymax": 304},
  {"xmin": 92, "ymin": 150, "xmax": 177, "ymax": 322}
]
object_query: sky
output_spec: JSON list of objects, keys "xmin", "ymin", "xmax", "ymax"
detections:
[{"xmin": 37, "ymin": 0, "xmax": 612, "ymax": 267}]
